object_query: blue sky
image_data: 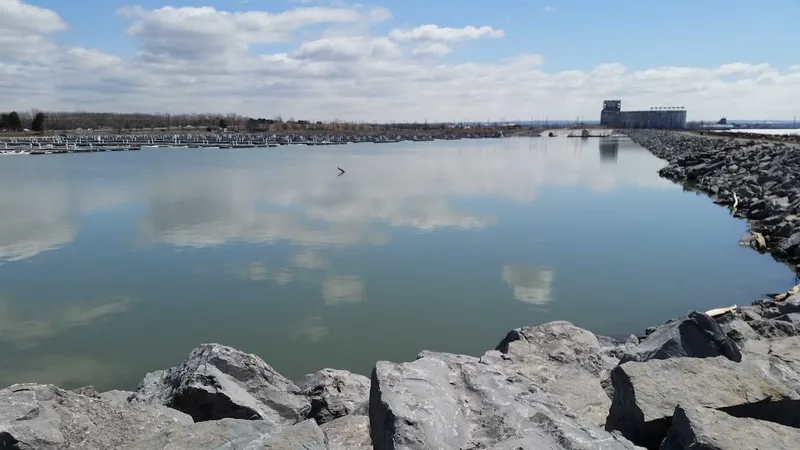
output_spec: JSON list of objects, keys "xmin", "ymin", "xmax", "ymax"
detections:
[
  {"xmin": 35, "ymin": 0, "xmax": 800, "ymax": 70},
  {"xmin": 3, "ymin": 0, "xmax": 799, "ymax": 120}
]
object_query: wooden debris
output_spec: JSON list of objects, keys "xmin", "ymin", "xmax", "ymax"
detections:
[{"xmin": 705, "ymin": 305, "xmax": 737, "ymax": 317}]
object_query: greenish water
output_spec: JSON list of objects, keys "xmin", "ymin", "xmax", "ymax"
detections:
[{"xmin": 0, "ymin": 137, "xmax": 793, "ymax": 390}]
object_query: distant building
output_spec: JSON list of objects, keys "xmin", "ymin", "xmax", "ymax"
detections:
[{"xmin": 600, "ymin": 100, "xmax": 687, "ymax": 129}]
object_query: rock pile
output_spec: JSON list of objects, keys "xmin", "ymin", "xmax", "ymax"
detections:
[
  {"xmin": 3, "ymin": 288, "xmax": 800, "ymax": 449},
  {"xmin": 0, "ymin": 344, "xmax": 372, "ymax": 450},
  {"xmin": 624, "ymin": 130, "xmax": 800, "ymax": 264}
]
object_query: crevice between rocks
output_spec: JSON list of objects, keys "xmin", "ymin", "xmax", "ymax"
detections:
[
  {"xmin": 169, "ymin": 386, "xmax": 260, "ymax": 422},
  {"xmin": 0, "ymin": 432, "xmax": 22, "ymax": 450}
]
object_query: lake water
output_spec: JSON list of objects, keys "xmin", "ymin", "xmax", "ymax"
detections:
[{"xmin": 0, "ymin": 137, "xmax": 793, "ymax": 391}]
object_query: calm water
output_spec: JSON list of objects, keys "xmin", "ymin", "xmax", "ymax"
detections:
[{"xmin": 0, "ymin": 137, "xmax": 793, "ymax": 391}]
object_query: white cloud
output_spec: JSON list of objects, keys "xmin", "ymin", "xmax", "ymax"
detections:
[
  {"xmin": 118, "ymin": 5, "xmax": 366, "ymax": 60},
  {"xmin": 0, "ymin": 2, "xmax": 798, "ymax": 120},
  {"xmin": 412, "ymin": 42, "xmax": 452, "ymax": 58},
  {"xmin": 293, "ymin": 36, "xmax": 402, "ymax": 61},
  {"xmin": 715, "ymin": 62, "xmax": 771, "ymax": 76},
  {"xmin": 543, "ymin": 6, "xmax": 556, "ymax": 13},
  {"xmin": 0, "ymin": 0, "xmax": 67, "ymax": 60},
  {"xmin": 389, "ymin": 24, "xmax": 504, "ymax": 43},
  {"xmin": 0, "ymin": 0, "xmax": 67, "ymax": 33}
]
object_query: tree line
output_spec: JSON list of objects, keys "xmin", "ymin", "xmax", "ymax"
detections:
[
  {"xmin": 0, "ymin": 111, "xmax": 46, "ymax": 132},
  {"xmin": 1, "ymin": 109, "xmax": 521, "ymax": 134}
]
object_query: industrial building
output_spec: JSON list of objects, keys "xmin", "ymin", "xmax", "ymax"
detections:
[{"xmin": 600, "ymin": 100, "xmax": 687, "ymax": 129}]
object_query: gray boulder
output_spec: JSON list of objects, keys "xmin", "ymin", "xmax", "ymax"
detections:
[
  {"xmin": 755, "ymin": 293, "xmax": 800, "ymax": 318},
  {"xmin": 749, "ymin": 317, "xmax": 800, "ymax": 339},
  {"xmin": 597, "ymin": 334, "xmax": 640, "ymax": 360},
  {"xmin": 321, "ymin": 415, "xmax": 372, "ymax": 450},
  {"xmin": 718, "ymin": 317, "xmax": 760, "ymax": 343},
  {"xmin": 717, "ymin": 306, "xmax": 800, "ymax": 342},
  {"xmin": 494, "ymin": 321, "xmax": 621, "ymax": 425},
  {"xmin": 370, "ymin": 351, "xmax": 642, "ymax": 450},
  {"xmin": 660, "ymin": 405, "xmax": 800, "ymax": 450},
  {"xmin": 120, "ymin": 418, "xmax": 279, "ymax": 450},
  {"xmin": 300, "ymin": 368, "xmax": 370, "ymax": 424},
  {"xmin": 715, "ymin": 306, "xmax": 763, "ymax": 343},
  {"xmin": 621, "ymin": 311, "xmax": 741, "ymax": 363},
  {"xmin": 743, "ymin": 335, "xmax": 800, "ymax": 393},
  {"xmin": 256, "ymin": 419, "xmax": 328, "ymax": 449},
  {"xmin": 131, "ymin": 344, "xmax": 310, "ymax": 424},
  {"xmin": 123, "ymin": 418, "xmax": 326, "ymax": 450},
  {"xmin": 0, "ymin": 383, "xmax": 192, "ymax": 450},
  {"xmin": 605, "ymin": 356, "xmax": 800, "ymax": 449},
  {"xmin": 99, "ymin": 390, "xmax": 135, "ymax": 404}
]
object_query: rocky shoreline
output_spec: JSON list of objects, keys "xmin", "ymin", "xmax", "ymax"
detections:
[
  {"xmin": 2, "ymin": 283, "xmax": 800, "ymax": 450},
  {"xmin": 624, "ymin": 129, "xmax": 800, "ymax": 267},
  {"xmin": 4, "ymin": 130, "xmax": 800, "ymax": 449}
]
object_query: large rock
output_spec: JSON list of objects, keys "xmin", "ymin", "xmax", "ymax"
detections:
[
  {"xmin": 99, "ymin": 390, "xmax": 135, "ymax": 404},
  {"xmin": 494, "ymin": 321, "xmax": 621, "ymax": 425},
  {"xmin": 132, "ymin": 344, "xmax": 310, "ymax": 424},
  {"xmin": 621, "ymin": 311, "xmax": 741, "ymax": 363},
  {"xmin": 605, "ymin": 356, "xmax": 800, "ymax": 449},
  {"xmin": 300, "ymin": 368, "xmax": 370, "ymax": 424},
  {"xmin": 742, "ymin": 335, "xmax": 800, "ymax": 394},
  {"xmin": 321, "ymin": 415, "xmax": 372, "ymax": 450},
  {"xmin": 660, "ymin": 405, "xmax": 800, "ymax": 450},
  {"xmin": 755, "ymin": 293, "xmax": 800, "ymax": 318},
  {"xmin": 255, "ymin": 419, "xmax": 328, "ymax": 449},
  {"xmin": 717, "ymin": 305, "xmax": 800, "ymax": 342},
  {"xmin": 0, "ymin": 383, "xmax": 192, "ymax": 450},
  {"xmin": 370, "ymin": 351, "xmax": 642, "ymax": 450},
  {"xmin": 123, "ymin": 419, "xmax": 327, "ymax": 450},
  {"xmin": 121, "ymin": 418, "xmax": 278, "ymax": 450},
  {"xmin": 748, "ymin": 317, "xmax": 800, "ymax": 338}
]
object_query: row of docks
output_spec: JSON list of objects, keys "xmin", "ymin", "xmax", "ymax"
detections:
[{"xmin": 0, "ymin": 132, "xmax": 475, "ymax": 155}]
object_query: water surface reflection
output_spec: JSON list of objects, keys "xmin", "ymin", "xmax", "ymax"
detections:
[{"xmin": 0, "ymin": 138, "xmax": 791, "ymax": 389}]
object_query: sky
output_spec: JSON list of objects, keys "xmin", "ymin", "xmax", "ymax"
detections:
[{"xmin": 1, "ymin": 0, "xmax": 798, "ymax": 121}]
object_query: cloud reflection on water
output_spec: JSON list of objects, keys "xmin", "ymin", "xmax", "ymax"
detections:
[
  {"xmin": 501, "ymin": 263, "xmax": 556, "ymax": 306},
  {"xmin": 322, "ymin": 275, "xmax": 364, "ymax": 306},
  {"xmin": 0, "ymin": 295, "xmax": 133, "ymax": 348},
  {"xmin": 0, "ymin": 185, "xmax": 130, "ymax": 262},
  {"xmin": 138, "ymin": 139, "xmax": 673, "ymax": 250},
  {"xmin": 0, "ymin": 355, "xmax": 122, "ymax": 390}
]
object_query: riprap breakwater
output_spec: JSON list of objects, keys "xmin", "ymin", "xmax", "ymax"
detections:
[{"xmin": 625, "ymin": 130, "xmax": 800, "ymax": 266}]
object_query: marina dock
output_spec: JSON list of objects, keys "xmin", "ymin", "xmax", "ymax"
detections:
[{"xmin": 0, "ymin": 130, "xmax": 507, "ymax": 156}]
